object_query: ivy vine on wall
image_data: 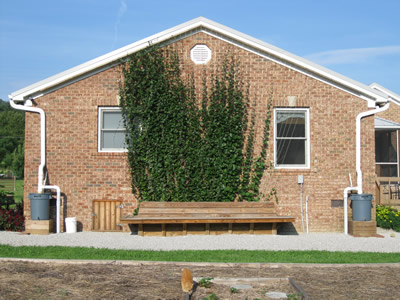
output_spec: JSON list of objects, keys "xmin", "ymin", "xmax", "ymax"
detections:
[{"xmin": 120, "ymin": 46, "xmax": 275, "ymax": 203}]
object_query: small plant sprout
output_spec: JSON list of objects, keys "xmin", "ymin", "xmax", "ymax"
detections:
[
  {"xmin": 230, "ymin": 287, "xmax": 239, "ymax": 294},
  {"xmin": 204, "ymin": 293, "xmax": 218, "ymax": 300},
  {"xmin": 198, "ymin": 277, "xmax": 213, "ymax": 288},
  {"xmin": 287, "ymin": 292, "xmax": 303, "ymax": 300}
]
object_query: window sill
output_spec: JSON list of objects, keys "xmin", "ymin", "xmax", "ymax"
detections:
[
  {"xmin": 271, "ymin": 168, "xmax": 316, "ymax": 175},
  {"xmin": 91, "ymin": 152, "xmax": 127, "ymax": 158}
]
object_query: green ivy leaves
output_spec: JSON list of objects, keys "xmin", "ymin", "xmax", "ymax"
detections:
[{"xmin": 120, "ymin": 46, "xmax": 273, "ymax": 203}]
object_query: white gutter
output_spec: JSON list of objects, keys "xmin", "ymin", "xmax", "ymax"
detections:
[
  {"xmin": 370, "ymin": 83, "xmax": 400, "ymax": 106},
  {"xmin": 9, "ymin": 99, "xmax": 62, "ymax": 234},
  {"xmin": 343, "ymin": 101, "xmax": 390, "ymax": 234}
]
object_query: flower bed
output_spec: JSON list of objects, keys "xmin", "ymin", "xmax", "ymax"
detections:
[
  {"xmin": 376, "ymin": 205, "xmax": 400, "ymax": 232},
  {"xmin": 0, "ymin": 198, "xmax": 24, "ymax": 231}
]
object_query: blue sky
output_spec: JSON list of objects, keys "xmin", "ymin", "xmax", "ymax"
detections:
[{"xmin": 1, "ymin": 0, "xmax": 399, "ymax": 102}]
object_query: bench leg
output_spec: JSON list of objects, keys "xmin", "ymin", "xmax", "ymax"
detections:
[
  {"xmin": 205, "ymin": 224, "xmax": 210, "ymax": 235},
  {"xmin": 162, "ymin": 224, "xmax": 166, "ymax": 237},
  {"xmin": 228, "ymin": 223, "xmax": 232, "ymax": 234},
  {"xmin": 272, "ymin": 223, "xmax": 277, "ymax": 235},
  {"xmin": 183, "ymin": 224, "xmax": 187, "ymax": 235},
  {"xmin": 138, "ymin": 224, "xmax": 144, "ymax": 237},
  {"xmin": 250, "ymin": 223, "xmax": 254, "ymax": 234}
]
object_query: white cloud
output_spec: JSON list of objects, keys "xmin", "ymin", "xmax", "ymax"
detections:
[
  {"xmin": 113, "ymin": 0, "xmax": 128, "ymax": 49},
  {"xmin": 304, "ymin": 46, "xmax": 400, "ymax": 65}
]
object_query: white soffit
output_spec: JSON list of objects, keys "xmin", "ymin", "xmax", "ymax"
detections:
[{"xmin": 9, "ymin": 17, "xmax": 388, "ymax": 104}]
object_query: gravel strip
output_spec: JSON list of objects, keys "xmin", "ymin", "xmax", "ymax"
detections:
[{"xmin": 0, "ymin": 228, "xmax": 399, "ymax": 252}]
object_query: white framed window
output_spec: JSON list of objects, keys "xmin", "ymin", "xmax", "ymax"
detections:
[
  {"xmin": 274, "ymin": 108, "xmax": 310, "ymax": 169},
  {"xmin": 375, "ymin": 129, "xmax": 399, "ymax": 177},
  {"xmin": 98, "ymin": 107, "xmax": 127, "ymax": 152}
]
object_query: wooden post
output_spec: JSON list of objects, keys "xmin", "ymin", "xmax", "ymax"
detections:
[
  {"xmin": 183, "ymin": 224, "xmax": 187, "ymax": 235},
  {"xmin": 162, "ymin": 224, "xmax": 166, "ymax": 237},
  {"xmin": 272, "ymin": 223, "xmax": 277, "ymax": 235},
  {"xmin": 139, "ymin": 224, "xmax": 144, "ymax": 236},
  {"xmin": 249, "ymin": 223, "xmax": 254, "ymax": 234}
]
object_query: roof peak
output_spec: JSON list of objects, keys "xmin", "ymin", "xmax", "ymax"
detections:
[{"xmin": 10, "ymin": 17, "xmax": 388, "ymax": 104}]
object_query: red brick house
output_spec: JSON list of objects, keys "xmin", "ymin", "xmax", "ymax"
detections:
[{"xmin": 9, "ymin": 17, "xmax": 398, "ymax": 233}]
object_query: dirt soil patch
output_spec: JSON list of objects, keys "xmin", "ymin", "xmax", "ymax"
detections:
[{"xmin": 0, "ymin": 260, "xmax": 399, "ymax": 299}]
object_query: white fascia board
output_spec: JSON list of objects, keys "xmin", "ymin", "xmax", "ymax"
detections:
[
  {"xmin": 370, "ymin": 83, "xmax": 400, "ymax": 106},
  {"xmin": 9, "ymin": 16, "xmax": 388, "ymax": 104}
]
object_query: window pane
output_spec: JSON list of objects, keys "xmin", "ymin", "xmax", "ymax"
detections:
[
  {"xmin": 103, "ymin": 111, "xmax": 124, "ymax": 129},
  {"xmin": 277, "ymin": 139, "xmax": 305, "ymax": 165},
  {"xmin": 102, "ymin": 131, "xmax": 126, "ymax": 149},
  {"xmin": 277, "ymin": 112, "xmax": 305, "ymax": 137},
  {"xmin": 376, "ymin": 164, "xmax": 398, "ymax": 177},
  {"xmin": 375, "ymin": 130, "xmax": 398, "ymax": 162}
]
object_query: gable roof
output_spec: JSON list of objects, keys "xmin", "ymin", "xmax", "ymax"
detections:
[{"xmin": 9, "ymin": 17, "xmax": 388, "ymax": 105}]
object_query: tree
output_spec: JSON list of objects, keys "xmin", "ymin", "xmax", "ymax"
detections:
[{"xmin": 0, "ymin": 99, "xmax": 25, "ymax": 177}]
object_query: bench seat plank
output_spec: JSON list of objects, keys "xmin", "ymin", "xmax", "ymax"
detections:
[
  {"xmin": 139, "ymin": 208, "xmax": 276, "ymax": 214},
  {"xmin": 121, "ymin": 216, "xmax": 295, "ymax": 224},
  {"xmin": 139, "ymin": 202, "xmax": 275, "ymax": 208},
  {"xmin": 137, "ymin": 213, "xmax": 276, "ymax": 218},
  {"xmin": 121, "ymin": 201, "xmax": 295, "ymax": 236}
]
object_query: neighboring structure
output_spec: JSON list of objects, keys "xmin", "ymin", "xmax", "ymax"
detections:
[
  {"xmin": 370, "ymin": 84, "xmax": 400, "ymax": 208},
  {"xmin": 9, "ymin": 17, "xmax": 396, "ymax": 233}
]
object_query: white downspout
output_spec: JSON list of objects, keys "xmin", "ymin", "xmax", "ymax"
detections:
[
  {"xmin": 9, "ymin": 100, "xmax": 46, "ymax": 192},
  {"xmin": 9, "ymin": 98, "xmax": 62, "ymax": 234},
  {"xmin": 343, "ymin": 101, "xmax": 390, "ymax": 234},
  {"xmin": 355, "ymin": 103, "xmax": 390, "ymax": 194}
]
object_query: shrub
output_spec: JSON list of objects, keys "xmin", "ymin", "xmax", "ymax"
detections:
[
  {"xmin": 0, "ymin": 203, "xmax": 24, "ymax": 231},
  {"xmin": 0, "ymin": 190, "xmax": 14, "ymax": 209},
  {"xmin": 376, "ymin": 205, "xmax": 400, "ymax": 232}
]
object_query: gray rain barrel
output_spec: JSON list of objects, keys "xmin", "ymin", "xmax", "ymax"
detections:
[
  {"xmin": 28, "ymin": 193, "xmax": 52, "ymax": 220},
  {"xmin": 350, "ymin": 194, "xmax": 373, "ymax": 221}
]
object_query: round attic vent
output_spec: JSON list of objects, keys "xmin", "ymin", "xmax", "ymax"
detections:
[{"xmin": 190, "ymin": 44, "xmax": 211, "ymax": 64}]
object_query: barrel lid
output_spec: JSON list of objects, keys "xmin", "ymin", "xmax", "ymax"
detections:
[
  {"xmin": 349, "ymin": 193, "xmax": 373, "ymax": 200},
  {"xmin": 28, "ymin": 193, "xmax": 52, "ymax": 199}
]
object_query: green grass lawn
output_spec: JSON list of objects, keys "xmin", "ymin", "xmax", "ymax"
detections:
[
  {"xmin": 0, "ymin": 245, "xmax": 399, "ymax": 264},
  {"xmin": 14, "ymin": 179, "xmax": 24, "ymax": 203},
  {"xmin": 3, "ymin": 180, "xmax": 399, "ymax": 264}
]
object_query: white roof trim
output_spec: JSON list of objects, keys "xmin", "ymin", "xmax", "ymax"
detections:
[
  {"xmin": 370, "ymin": 83, "xmax": 400, "ymax": 106},
  {"xmin": 9, "ymin": 17, "xmax": 389, "ymax": 104}
]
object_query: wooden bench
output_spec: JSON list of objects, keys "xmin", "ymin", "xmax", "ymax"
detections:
[{"xmin": 120, "ymin": 202, "xmax": 295, "ymax": 236}]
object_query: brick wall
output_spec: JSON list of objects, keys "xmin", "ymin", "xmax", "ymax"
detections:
[
  {"xmin": 379, "ymin": 100, "xmax": 400, "ymax": 124},
  {"xmin": 24, "ymin": 67, "xmax": 137, "ymax": 231},
  {"xmin": 24, "ymin": 32, "xmax": 376, "ymax": 232}
]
